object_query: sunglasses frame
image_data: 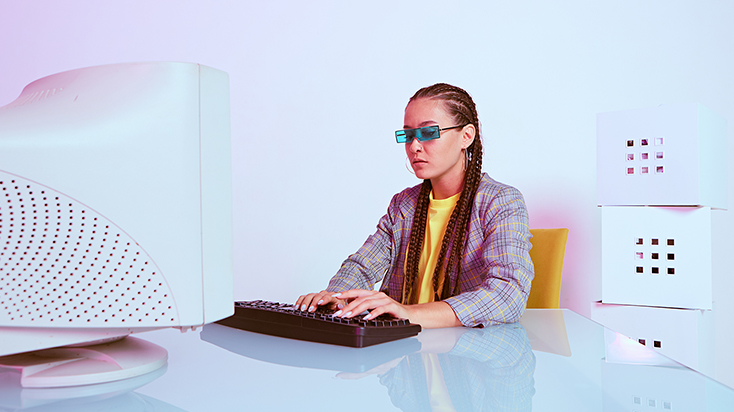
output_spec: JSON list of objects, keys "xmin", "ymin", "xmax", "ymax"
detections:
[{"xmin": 395, "ymin": 124, "xmax": 468, "ymax": 143}]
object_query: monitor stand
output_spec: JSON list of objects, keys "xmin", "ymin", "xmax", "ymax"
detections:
[{"xmin": 0, "ymin": 336, "xmax": 167, "ymax": 388}]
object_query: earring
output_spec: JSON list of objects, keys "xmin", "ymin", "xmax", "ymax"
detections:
[
  {"xmin": 462, "ymin": 149, "xmax": 468, "ymax": 172},
  {"xmin": 405, "ymin": 156, "xmax": 415, "ymax": 175}
]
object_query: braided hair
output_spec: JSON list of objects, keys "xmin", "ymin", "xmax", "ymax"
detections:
[{"xmin": 401, "ymin": 83, "xmax": 484, "ymax": 304}]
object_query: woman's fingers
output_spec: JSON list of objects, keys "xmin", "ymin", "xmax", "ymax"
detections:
[
  {"xmin": 294, "ymin": 294, "xmax": 310, "ymax": 309},
  {"xmin": 298, "ymin": 289, "xmax": 408, "ymax": 318},
  {"xmin": 330, "ymin": 289, "xmax": 370, "ymax": 301},
  {"xmin": 334, "ymin": 290, "xmax": 408, "ymax": 319},
  {"xmin": 295, "ymin": 292, "xmax": 320, "ymax": 310},
  {"xmin": 295, "ymin": 290, "xmax": 340, "ymax": 312}
]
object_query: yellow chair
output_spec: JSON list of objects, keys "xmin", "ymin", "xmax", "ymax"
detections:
[{"xmin": 526, "ymin": 228, "xmax": 569, "ymax": 309}]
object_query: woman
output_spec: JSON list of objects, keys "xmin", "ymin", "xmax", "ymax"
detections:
[{"xmin": 296, "ymin": 83, "xmax": 533, "ymax": 328}]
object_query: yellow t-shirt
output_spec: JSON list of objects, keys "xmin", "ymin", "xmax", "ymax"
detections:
[
  {"xmin": 415, "ymin": 192, "xmax": 460, "ymax": 411},
  {"xmin": 416, "ymin": 191, "xmax": 460, "ymax": 304}
]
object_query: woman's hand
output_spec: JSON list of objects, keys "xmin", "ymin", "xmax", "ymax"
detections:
[
  {"xmin": 334, "ymin": 289, "xmax": 463, "ymax": 328},
  {"xmin": 295, "ymin": 290, "xmax": 345, "ymax": 312},
  {"xmin": 298, "ymin": 289, "xmax": 463, "ymax": 328},
  {"xmin": 332, "ymin": 289, "xmax": 410, "ymax": 320}
]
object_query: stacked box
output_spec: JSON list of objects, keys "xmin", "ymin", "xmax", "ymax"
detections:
[
  {"xmin": 591, "ymin": 302, "xmax": 715, "ymax": 372},
  {"xmin": 594, "ymin": 103, "xmax": 726, "ymax": 372},
  {"xmin": 601, "ymin": 206, "xmax": 712, "ymax": 309},
  {"xmin": 596, "ymin": 103, "xmax": 727, "ymax": 208}
]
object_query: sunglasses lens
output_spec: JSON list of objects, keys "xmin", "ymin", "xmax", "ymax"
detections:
[
  {"xmin": 418, "ymin": 126, "xmax": 440, "ymax": 140},
  {"xmin": 396, "ymin": 126, "xmax": 441, "ymax": 143},
  {"xmin": 395, "ymin": 130, "xmax": 406, "ymax": 143},
  {"xmin": 396, "ymin": 129, "xmax": 417, "ymax": 143}
]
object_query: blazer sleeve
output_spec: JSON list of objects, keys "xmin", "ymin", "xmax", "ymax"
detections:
[{"xmin": 443, "ymin": 185, "xmax": 534, "ymax": 327}]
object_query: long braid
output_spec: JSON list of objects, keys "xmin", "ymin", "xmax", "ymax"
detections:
[
  {"xmin": 401, "ymin": 83, "xmax": 484, "ymax": 304},
  {"xmin": 402, "ymin": 180, "xmax": 432, "ymax": 304},
  {"xmin": 446, "ymin": 136, "xmax": 483, "ymax": 297}
]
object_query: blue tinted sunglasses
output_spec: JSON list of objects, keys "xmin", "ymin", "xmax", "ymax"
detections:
[{"xmin": 395, "ymin": 124, "xmax": 468, "ymax": 143}]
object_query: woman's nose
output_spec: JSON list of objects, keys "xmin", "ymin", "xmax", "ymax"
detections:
[{"xmin": 408, "ymin": 139, "xmax": 423, "ymax": 153}]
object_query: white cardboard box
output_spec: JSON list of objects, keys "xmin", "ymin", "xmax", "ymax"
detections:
[
  {"xmin": 601, "ymin": 206, "xmax": 712, "ymax": 310},
  {"xmin": 596, "ymin": 103, "xmax": 727, "ymax": 209},
  {"xmin": 591, "ymin": 302, "xmax": 715, "ymax": 374}
]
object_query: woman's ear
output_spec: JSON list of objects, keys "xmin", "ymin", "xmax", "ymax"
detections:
[{"xmin": 462, "ymin": 124, "xmax": 476, "ymax": 149}]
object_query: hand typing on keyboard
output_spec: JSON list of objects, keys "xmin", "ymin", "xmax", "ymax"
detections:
[
  {"xmin": 220, "ymin": 300, "xmax": 422, "ymax": 347},
  {"xmin": 295, "ymin": 290, "xmax": 346, "ymax": 313},
  {"xmin": 296, "ymin": 289, "xmax": 410, "ymax": 322},
  {"xmin": 296, "ymin": 289, "xmax": 463, "ymax": 329},
  {"xmin": 331, "ymin": 290, "xmax": 411, "ymax": 321}
]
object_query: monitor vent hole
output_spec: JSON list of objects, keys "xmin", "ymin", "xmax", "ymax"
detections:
[{"xmin": 0, "ymin": 172, "xmax": 178, "ymax": 326}]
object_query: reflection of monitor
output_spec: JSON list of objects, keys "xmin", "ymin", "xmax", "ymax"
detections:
[
  {"xmin": 0, "ymin": 357, "xmax": 177, "ymax": 411},
  {"xmin": 0, "ymin": 62, "xmax": 233, "ymax": 387}
]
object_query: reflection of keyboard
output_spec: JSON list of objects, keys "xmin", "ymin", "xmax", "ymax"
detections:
[
  {"xmin": 201, "ymin": 323, "xmax": 421, "ymax": 372},
  {"xmin": 216, "ymin": 300, "xmax": 422, "ymax": 348}
]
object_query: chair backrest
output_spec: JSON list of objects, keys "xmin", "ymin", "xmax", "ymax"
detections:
[{"xmin": 526, "ymin": 228, "xmax": 569, "ymax": 309}]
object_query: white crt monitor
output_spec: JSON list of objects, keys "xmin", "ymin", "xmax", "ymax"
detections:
[{"xmin": 0, "ymin": 62, "xmax": 233, "ymax": 386}]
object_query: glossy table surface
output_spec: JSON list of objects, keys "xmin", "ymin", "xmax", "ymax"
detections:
[{"xmin": 2, "ymin": 309, "xmax": 733, "ymax": 411}]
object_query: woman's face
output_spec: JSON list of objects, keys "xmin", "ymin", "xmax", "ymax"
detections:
[{"xmin": 403, "ymin": 98, "xmax": 474, "ymax": 189}]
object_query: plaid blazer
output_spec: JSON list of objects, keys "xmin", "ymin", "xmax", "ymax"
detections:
[{"xmin": 327, "ymin": 173, "xmax": 534, "ymax": 327}]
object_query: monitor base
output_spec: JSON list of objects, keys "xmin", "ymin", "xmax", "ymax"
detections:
[{"xmin": 0, "ymin": 336, "xmax": 167, "ymax": 388}]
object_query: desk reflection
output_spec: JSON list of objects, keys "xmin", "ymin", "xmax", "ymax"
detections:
[
  {"xmin": 203, "ymin": 322, "xmax": 535, "ymax": 411},
  {"xmin": 0, "ymin": 365, "xmax": 185, "ymax": 412},
  {"xmin": 369, "ymin": 324, "xmax": 535, "ymax": 412}
]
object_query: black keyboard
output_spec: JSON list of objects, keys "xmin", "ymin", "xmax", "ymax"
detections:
[{"xmin": 216, "ymin": 300, "xmax": 422, "ymax": 348}]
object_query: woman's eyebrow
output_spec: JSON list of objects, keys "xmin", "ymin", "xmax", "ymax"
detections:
[{"xmin": 403, "ymin": 120, "xmax": 439, "ymax": 129}]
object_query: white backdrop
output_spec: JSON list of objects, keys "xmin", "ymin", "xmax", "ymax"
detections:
[{"xmin": 1, "ymin": 0, "xmax": 733, "ymax": 385}]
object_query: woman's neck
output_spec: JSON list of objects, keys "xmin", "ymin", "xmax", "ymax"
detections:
[{"xmin": 430, "ymin": 174, "xmax": 464, "ymax": 200}]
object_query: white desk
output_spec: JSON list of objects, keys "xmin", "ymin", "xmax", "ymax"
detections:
[{"xmin": 2, "ymin": 309, "xmax": 733, "ymax": 411}]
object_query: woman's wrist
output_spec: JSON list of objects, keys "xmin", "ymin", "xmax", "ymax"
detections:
[{"xmin": 405, "ymin": 301, "xmax": 462, "ymax": 329}]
